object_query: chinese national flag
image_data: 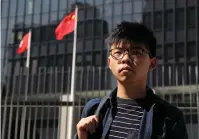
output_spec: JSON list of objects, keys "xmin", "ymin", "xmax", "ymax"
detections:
[
  {"xmin": 55, "ymin": 11, "xmax": 76, "ymax": 40},
  {"xmin": 17, "ymin": 32, "xmax": 31, "ymax": 54}
]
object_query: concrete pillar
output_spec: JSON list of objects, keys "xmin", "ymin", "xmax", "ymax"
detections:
[{"xmin": 59, "ymin": 95, "xmax": 80, "ymax": 139}]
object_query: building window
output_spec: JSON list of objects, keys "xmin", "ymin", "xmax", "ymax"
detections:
[
  {"xmin": 95, "ymin": 0, "xmax": 103, "ymax": 5},
  {"xmin": 85, "ymin": 39, "xmax": 93, "ymax": 51},
  {"xmin": 76, "ymin": 54, "xmax": 82, "ymax": 66},
  {"xmin": 33, "ymin": 0, "xmax": 41, "ymax": 14},
  {"xmin": 77, "ymin": 40, "xmax": 83, "ymax": 53},
  {"xmin": 77, "ymin": 22, "xmax": 85, "ymax": 38},
  {"xmin": 40, "ymin": 26, "xmax": 49, "ymax": 41},
  {"xmin": 187, "ymin": 7, "xmax": 196, "ymax": 28},
  {"xmin": 14, "ymin": 61, "xmax": 20, "ymax": 75},
  {"xmin": 17, "ymin": 31, "xmax": 23, "ymax": 43},
  {"xmin": 156, "ymin": 45, "xmax": 163, "ymax": 60},
  {"xmin": 187, "ymin": 41, "xmax": 196, "ymax": 61},
  {"xmin": 1, "ymin": 48, "xmax": 5, "ymax": 61},
  {"xmin": 66, "ymin": 54, "xmax": 72, "ymax": 66},
  {"xmin": 47, "ymin": 56, "xmax": 56, "ymax": 67},
  {"xmin": 31, "ymin": 46, "xmax": 38, "ymax": 57},
  {"xmin": 123, "ymin": 2, "xmax": 132, "ymax": 14},
  {"xmin": 85, "ymin": 21, "xmax": 93, "ymax": 37},
  {"xmin": 32, "ymin": 27, "xmax": 41, "ymax": 43},
  {"xmin": 133, "ymin": 13, "xmax": 142, "ymax": 23},
  {"xmin": 103, "ymin": 51, "xmax": 108, "ymax": 66},
  {"xmin": 49, "ymin": 43, "xmax": 56, "ymax": 55},
  {"xmin": 42, "ymin": 0, "xmax": 50, "ymax": 13},
  {"xmin": 133, "ymin": 0, "xmax": 143, "ymax": 13},
  {"xmin": 8, "ymin": 47, "xmax": 14, "ymax": 59},
  {"xmin": 123, "ymin": 14, "xmax": 132, "ymax": 22},
  {"xmin": 10, "ymin": 0, "xmax": 17, "ymax": 16},
  {"xmin": 113, "ymin": 16, "xmax": 122, "ymax": 29},
  {"xmin": 143, "ymin": 12, "xmax": 152, "ymax": 28},
  {"xmin": 50, "ymin": 0, "xmax": 58, "ymax": 12},
  {"xmin": 41, "ymin": 43, "xmax": 47, "ymax": 56},
  {"xmin": 175, "ymin": 64, "xmax": 185, "ymax": 85},
  {"xmin": 94, "ymin": 53, "xmax": 102, "ymax": 66},
  {"xmin": 187, "ymin": 63, "xmax": 197, "ymax": 84},
  {"xmin": 176, "ymin": 0, "xmax": 185, "ymax": 8},
  {"xmin": 50, "ymin": 12, "xmax": 57, "ymax": 23},
  {"xmin": 114, "ymin": 3, "xmax": 122, "ymax": 15},
  {"xmin": 17, "ymin": 0, "xmax": 25, "ymax": 15},
  {"xmin": 154, "ymin": 0, "xmax": 163, "ymax": 10},
  {"xmin": 2, "ymin": 1, "xmax": 8, "ymax": 17},
  {"xmin": 78, "ymin": 8, "xmax": 85, "ymax": 21},
  {"xmin": 58, "ymin": 43, "xmax": 65, "ymax": 54},
  {"xmin": 176, "ymin": 8, "xmax": 184, "ymax": 29},
  {"xmin": 86, "ymin": 7, "xmax": 94, "ymax": 19},
  {"xmin": 175, "ymin": 42, "xmax": 185, "ymax": 62},
  {"xmin": 32, "ymin": 59, "xmax": 38, "ymax": 74},
  {"xmin": 165, "ymin": 0, "xmax": 174, "ymax": 9},
  {"xmin": 1, "ymin": 30, "xmax": 6, "ymax": 46},
  {"xmin": 85, "ymin": 54, "xmax": 92, "ymax": 65},
  {"xmin": 104, "ymin": 4, "xmax": 113, "ymax": 17},
  {"xmin": 164, "ymin": 44, "xmax": 174, "ymax": 62},
  {"xmin": 95, "ymin": 5, "xmax": 102, "ymax": 18},
  {"xmin": 94, "ymin": 20, "xmax": 102, "ymax": 36},
  {"xmin": 1, "ymin": 19, "xmax": 8, "ymax": 30},
  {"xmin": 27, "ymin": 0, "xmax": 33, "ymax": 14},
  {"xmin": 154, "ymin": 11, "xmax": 162, "ymax": 30},
  {"xmin": 9, "ymin": 17, "xmax": 15, "ymax": 31},
  {"xmin": 57, "ymin": 55, "xmax": 64, "ymax": 67},
  {"xmin": 165, "ymin": 10, "xmax": 173, "ymax": 30},
  {"xmin": 67, "ymin": 42, "xmax": 73, "ymax": 53},
  {"xmin": 94, "ymin": 39, "xmax": 102, "ymax": 50}
]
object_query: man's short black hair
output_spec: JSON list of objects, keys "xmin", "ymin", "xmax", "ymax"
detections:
[{"xmin": 106, "ymin": 21, "xmax": 156, "ymax": 58}]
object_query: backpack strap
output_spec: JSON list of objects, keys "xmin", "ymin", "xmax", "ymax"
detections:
[{"xmin": 94, "ymin": 96, "xmax": 109, "ymax": 122}]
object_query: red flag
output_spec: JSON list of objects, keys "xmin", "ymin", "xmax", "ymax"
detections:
[
  {"xmin": 17, "ymin": 32, "xmax": 31, "ymax": 54},
  {"xmin": 55, "ymin": 11, "xmax": 76, "ymax": 40}
]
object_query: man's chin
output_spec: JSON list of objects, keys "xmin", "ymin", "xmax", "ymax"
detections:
[{"xmin": 117, "ymin": 75, "xmax": 136, "ymax": 83}]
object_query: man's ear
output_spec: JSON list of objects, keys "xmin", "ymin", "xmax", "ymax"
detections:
[{"xmin": 149, "ymin": 57, "xmax": 157, "ymax": 71}]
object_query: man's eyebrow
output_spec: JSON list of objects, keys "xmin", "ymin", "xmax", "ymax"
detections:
[{"xmin": 111, "ymin": 44, "xmax": 122, "ymax": 49}]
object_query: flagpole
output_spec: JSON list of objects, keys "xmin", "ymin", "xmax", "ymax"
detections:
[
  {"xmin": 26, "ymin": 29, "xmax": 32, "ymax": 68},
  {"xmin": 70, "ymin": 6, "xmax": 78, "ymax": 101},
  {"xmin": 65, "ymin": 6, "xmax": 78, "ymax": 139},
  {"xmin": 20, "ymin": 29, "xmax": 32, "ymax": 139}
]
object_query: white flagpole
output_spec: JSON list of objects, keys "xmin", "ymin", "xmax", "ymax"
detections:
[
  {"xmin": 65, "ymin": 6, "xmax": 78, "ymax": 139},
  {"xmin": 70, "ymin": 6, "xmax": 78, "ymax": 101},
  {"xmin": 20, "ymin": 29, "xmax": 32, "ymax": 139},
  {"xmin": 26, "ymin": 30, "xmax": 32, "ymax": 68}
]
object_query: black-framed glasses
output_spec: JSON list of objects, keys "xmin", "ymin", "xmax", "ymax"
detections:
[{"xmin": 109, "ymin": 48, "xmax": 151, "ymax": 60}]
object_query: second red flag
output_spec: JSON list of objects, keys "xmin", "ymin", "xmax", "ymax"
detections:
[{"xmin": 55, "ymin": 11, "xmax": 76, "ymax": 40}]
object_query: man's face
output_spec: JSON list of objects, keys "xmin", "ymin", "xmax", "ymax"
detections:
[{"xmin": 108, "ymin": 42, "xmax": 157, "ymax": 83}]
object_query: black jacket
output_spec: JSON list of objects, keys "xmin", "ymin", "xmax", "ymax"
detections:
[{"xmin": 74, "ymin": 87, "xmax": 188, "ymax": 139}]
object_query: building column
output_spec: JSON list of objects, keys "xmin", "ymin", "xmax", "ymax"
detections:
[{"xmin": 58, "ymin": 95, "xmax": 79, "ymax": 139}]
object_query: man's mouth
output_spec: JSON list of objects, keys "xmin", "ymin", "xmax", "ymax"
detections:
[{"xmin": 119, "ymin": 66, "xmax": 133, "ymax": 72}]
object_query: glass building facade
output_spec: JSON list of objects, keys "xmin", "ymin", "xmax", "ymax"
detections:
[
  {"xmin": 1, "ymin": 0, "xmax": 198, "ymax": 139},
  {"xmin": 1, "ymin": 0, "xmax": 198, "ymax": 87}
]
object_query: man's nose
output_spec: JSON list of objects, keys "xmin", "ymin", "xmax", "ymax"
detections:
[{"xmin": 121, "ymin": 53, "xmax": 132, "ymax": 64}]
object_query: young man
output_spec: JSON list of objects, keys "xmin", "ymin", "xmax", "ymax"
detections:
[{"xmin": 75, "ymin": 22, "xmax": 188, "ymax": 139}]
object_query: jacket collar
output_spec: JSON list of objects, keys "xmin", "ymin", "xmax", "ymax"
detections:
[{"xmin": 106, "ymin": 86, "xmax": 157, "ymax": 111}]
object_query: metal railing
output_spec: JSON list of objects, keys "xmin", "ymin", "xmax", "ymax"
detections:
[{"xmin": 1, "ymin": 65, "xmax": 199, "ymax": 139}]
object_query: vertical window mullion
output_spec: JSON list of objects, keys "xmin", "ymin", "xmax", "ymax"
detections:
[
  {"xmin": 184, "ymin": 0, "xmax": 187, "ymax": 84},
  {"xmin": 195, "ymin": 0, "xmax": 199, "ymax": 69}
]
